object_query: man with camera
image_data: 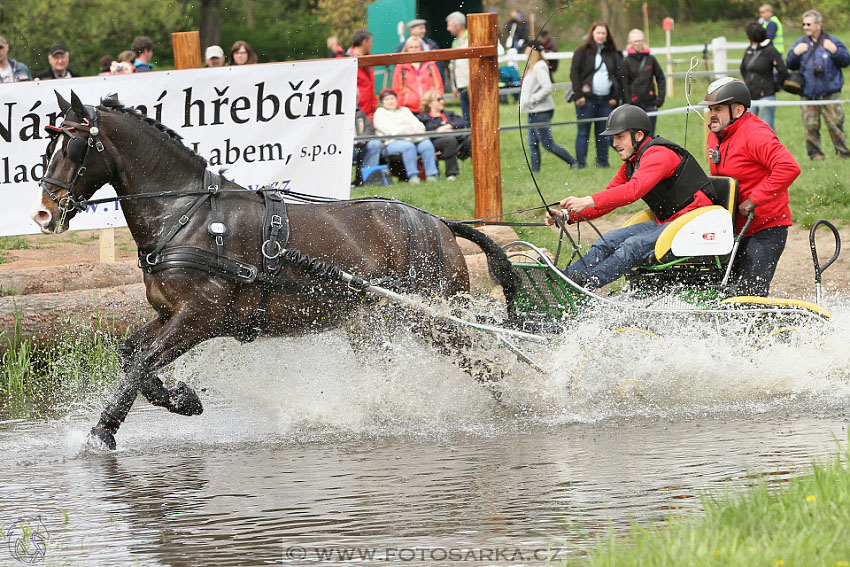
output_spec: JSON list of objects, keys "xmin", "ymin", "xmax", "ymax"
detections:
[{"xmin": 786, "ymin": 10, "xmax": 850, "ymax": 161}]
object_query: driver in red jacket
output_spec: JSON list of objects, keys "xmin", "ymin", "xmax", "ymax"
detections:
[{"xmin": 700, "ymin": 77, "xmax": 801, "ymax": 297}]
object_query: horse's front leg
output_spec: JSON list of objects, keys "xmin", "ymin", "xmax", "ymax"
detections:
[{"xmin": 89, "ymin": 309, "xmax": 217, "ymax": 449}]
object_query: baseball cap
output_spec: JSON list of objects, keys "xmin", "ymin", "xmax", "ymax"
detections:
[
  {"xmin": 407, "ymin": 18, "xmax": 427, "ymax": 29},
  {"xmin": 49, "ymin": 44, "xmax": 68, "ymax": 56},
  {"xmin": 205, "ymin": 45, "xmax": 224, "ymax": 59}
]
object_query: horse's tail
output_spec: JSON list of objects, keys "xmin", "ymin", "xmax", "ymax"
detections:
[{"xmin": 445, "ymin": 221, "xmax": 518, "ymax": 321}]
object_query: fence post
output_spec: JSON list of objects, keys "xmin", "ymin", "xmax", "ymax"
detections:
[
  {"xmin": 467, "ymin": 12, "xmax": 502, "ymax": 223},
  {"xmin": 172, "ymin": 31, "xmax": 203, "ymax": 70},
  {"xmin": 711, "ymin": 36, "xmax": 728, "ymax": 75}
]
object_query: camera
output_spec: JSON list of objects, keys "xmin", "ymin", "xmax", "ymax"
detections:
[{"xmin": 813, "ymin": 65, "xmax": 825, "ymax": 77}]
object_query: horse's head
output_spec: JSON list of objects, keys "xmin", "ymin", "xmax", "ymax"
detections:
[{"xmin": 32, "ymin": 91, "xmax": 117, "ymax": 234}]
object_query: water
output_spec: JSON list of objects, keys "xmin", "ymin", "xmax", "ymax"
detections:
[{"xmin": 2, "ymin": 304, "xmax": 850, "ymax": 566}]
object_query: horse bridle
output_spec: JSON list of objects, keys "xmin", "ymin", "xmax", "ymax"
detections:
[{"xmin": 40, "ymin": 105, "xmax": 115, "ymax": 225}]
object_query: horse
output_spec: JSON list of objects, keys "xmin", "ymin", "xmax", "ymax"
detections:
[{"xmin": 32, "ymin": 91, "xmax": 518, "ymax": 450}]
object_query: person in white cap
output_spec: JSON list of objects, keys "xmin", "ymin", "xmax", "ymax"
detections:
[
  {"xmin": 395, "ymin": 18, "xmax": 438, "ymax": 52},
  {"xmin": 205, "ymin": 45, "xmax": 225, "ymax": 68}
]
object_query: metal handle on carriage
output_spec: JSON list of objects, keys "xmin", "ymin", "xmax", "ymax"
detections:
[
  {"xmin": 809, "ymin": 219, "xmax": 841, "ymax": 306},
  {"xmin": 720, "ymin": 211, "xmax": 755, "ymax": 289},
  {"xmin": 335, "ymin": 269, "xmax": 548, "ymax": 344}
]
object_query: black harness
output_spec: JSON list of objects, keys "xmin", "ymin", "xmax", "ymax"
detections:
[
  {"xmin": 41, "ymin": 106, "xmax": 115, "ymax": 226},
  {"xmin": 41, "ymin": 107, "xmax": 423, "ymax": 342}
]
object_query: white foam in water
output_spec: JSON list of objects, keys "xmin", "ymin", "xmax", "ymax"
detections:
[{"xmin": 22, "ymin": 298, "xmax": 850, "ymax": 450}]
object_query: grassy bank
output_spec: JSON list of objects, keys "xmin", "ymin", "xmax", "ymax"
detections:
[
  {"xmin": 579, "ymin": 438, "xmax": 850, "ymax": 566},
  {"xmin": 0, "ymin": 311, "xmax": 122, "ymax": 418}
]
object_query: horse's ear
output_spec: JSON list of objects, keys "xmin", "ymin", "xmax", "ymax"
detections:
[
  {"xmin": 70, "ymin": 91, "xmax": 86, "ymax": 117},
  {"xmin": 55, "ymin": 90, "xmax": 71, "ymax": 114}
]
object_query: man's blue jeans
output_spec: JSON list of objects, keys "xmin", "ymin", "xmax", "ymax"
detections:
[
  {"xmin": 750, "ymin": 95, "xmax": 776, "ymax": 131},
  {"xmin": 575, "ymin": 95, "xmax": 613, "ymax": 168},
  {"xmin": 355, "ymin": 140, "xmax": 383, "ymax": 168},
  {"xmin": 384, "ymin": 140, "xmax": 439, "ymax": 179},
  {"xmin": 566, "ymin": 220, "xmax": 666, "ymax": 288},
  {"xmin": 527, "ymin": 110, "xmax": 577, "ymax": 171}
]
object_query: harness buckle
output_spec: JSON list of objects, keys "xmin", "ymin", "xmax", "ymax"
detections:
[
  {"xmin": 208, "ymin": 184, "xmax": 220, "ymax": 194},
  {"xmin": 179, "ymin": 215, "xmax": 190, "ymax": 226},
  {"xmin": 215, "ymin": 235, "xmax": 224, "ymax": 247},
  {"xmin": 261, "ymin": 239, "xmax": 282, "ymax": 259},
  {"xmin": 145, "ymin": 252, "xmax": 159, "ymax": 266},
  {"xmin": 95, "ymin": 141, "xmax": 105, "ymax": 153},
  {"xmin": 271, "ymin": 214, "xmax": 283, "ymax": 228}
]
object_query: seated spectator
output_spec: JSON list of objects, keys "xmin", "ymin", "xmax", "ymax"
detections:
[
  {"xmin": 98, "ymin": 55, "xmax": 114, "ymax": 75},
  {"xmin": 417, "ymin": 89, "xmax": 471, "ymax": 181},
  {"xmin": 205, "ymin": 45, "xmax": 225, "ymax": 67},
  {"xmin": 230, "ymin": 40, "xmax": 257, "ymax": 65},
  {"xmin": 373, "ymin": 89, "xmax": 439, "ymax": 184},
  {"xmin": 0, "ymin": 36, "xmax": 32, "ymax": 83},
  {"xmin": 353, "ymin": 95, "xmax": 384, "ymax": 185},
  {"xmin": 132, "ymin": 36, "xmax": 154, "ymax": 72},
  {"xmin": 36, "ymin": 44, "xmax": 75, "ymax": 79},
  {"xmin": 392, "ymin": 36, "xmax": 443, "ymax": 113}
]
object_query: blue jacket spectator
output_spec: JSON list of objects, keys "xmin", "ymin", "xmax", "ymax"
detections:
[
  {"xmin": 0, "ymin": 36, "xmax": 32, "ymax": 82},
  {"xmin": 785, "ymin": 18, "xmax": 849, "ymax": 98}
]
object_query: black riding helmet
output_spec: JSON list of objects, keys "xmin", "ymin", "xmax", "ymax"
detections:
[
  {"xmin": 699, "ymin": 76, "xmax": 751, "ymax": 108},
  {"xmin": 601, "ymin": 105, "xmax": 652, "ymax": 159},
  {"xmin": 600, "ymin": 104, "xmax": 652, "ymax": 136},
  {"xmin": 700, "ymin": 77, "xmax": 751, "ymax": 134}
]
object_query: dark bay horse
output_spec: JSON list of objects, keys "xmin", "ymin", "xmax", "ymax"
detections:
[{"xmin": 32, "ymin": 92, "xmax": 517, "ymax": 449}]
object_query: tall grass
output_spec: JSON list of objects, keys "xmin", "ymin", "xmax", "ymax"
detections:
[
  {"xmin": 580, "ymin": 436, "xmax": 850, "ymax": 566},
  {"xmin": 0, "ymin": 309, "xmax": 123, "ymax": 417}
]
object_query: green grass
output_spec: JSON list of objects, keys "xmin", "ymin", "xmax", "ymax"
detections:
[
  {"xmin": 0, "ymin": 309, "xmax": 123, "ymax": 418},
  {"xmin": 354, "ymin": 28, "xmax": 850, "ymax": 255},
  {"xmin": 579, "ymin": 436, "xmax": 850, "ymax": 566}
]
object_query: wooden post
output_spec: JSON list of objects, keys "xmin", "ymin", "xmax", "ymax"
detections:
[
  {"xmin": 172, "ymin": 31, "xmax": 203, "ymax": 70},
  {"xmin": 467, "ymin": 13, "xmax": 502, "ymax": 223},
  {"xmin": 99, "ymin": 227, "xmax": 115, "ymax": 263}
]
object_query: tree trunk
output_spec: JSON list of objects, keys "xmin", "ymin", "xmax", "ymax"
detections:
[
  {"xmin": 200, "ymin": 0, "xmax": 222, "ymax": 50},
  {"xmin": 0, "ymin": 284, "xmax": 153, "ymax": 348},
  {"xmin": 600, "ymin": 0, "xmax": 627, "ymax": 48}
]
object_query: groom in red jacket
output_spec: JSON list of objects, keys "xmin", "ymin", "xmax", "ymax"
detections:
[{"xmin": 700, "ymin": 77, "xmax": 801, "ymax": 297}]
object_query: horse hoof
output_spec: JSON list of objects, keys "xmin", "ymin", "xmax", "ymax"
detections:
[
  {"xmin": 168, "ymin": 381, "xmax": 204, "ymax": 416},
  {"xmin": 88, "ymin": 427, "xmax": 117, "ymax": 450}
]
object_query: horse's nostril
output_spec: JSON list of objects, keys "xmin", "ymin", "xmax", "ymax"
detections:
[{"xmin": 36, "ymin": 210, "xmax": 51, "ymax": 224}]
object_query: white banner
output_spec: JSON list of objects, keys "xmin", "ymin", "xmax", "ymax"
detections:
[{"xmin": 0, "ymin": 58, "xmax": 356, "ymax": 236}]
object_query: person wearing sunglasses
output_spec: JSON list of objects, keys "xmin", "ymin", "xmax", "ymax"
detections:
[
  {"xmin": 700, "ymin": 77, "xmax": 800, "ymax": 297},
  {"xmin": 785, "ymin": 10, "xmax": 850, "ymax": 161}
]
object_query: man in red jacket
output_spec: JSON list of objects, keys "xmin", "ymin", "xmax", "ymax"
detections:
[
  {"xmin": 546, "ymin": 105, "xmax": 716, "ymax": 290},
  {"xmin": 348, "ymin": 30, "xmax": 377, "ymax": 119},
  {"xmin": 700, "ymin": 77, "xmax": 800, "ymax": 296}
]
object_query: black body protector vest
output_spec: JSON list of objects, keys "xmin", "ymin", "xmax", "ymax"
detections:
[{"xmin": 625, "ymin": 137, "xmax": 716, "ymax": 221}]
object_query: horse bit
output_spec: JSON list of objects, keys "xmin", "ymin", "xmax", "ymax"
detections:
[{"xmin": 40, "ymin": 106, "xmax": 115, "ymax": 226}]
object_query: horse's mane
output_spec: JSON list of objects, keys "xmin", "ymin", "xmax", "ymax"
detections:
[{"xmin": 98, "ymin": 96, "xmax": 208, "ymax": 168}]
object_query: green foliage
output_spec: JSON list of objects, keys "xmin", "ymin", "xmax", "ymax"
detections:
[
  {"xmin": 219, "ymin": 0, "xmax": 331, "ymax": 63},
  {"xmin": 581, "ymin": 436, "xmax": 850, "ymax": 566},
  {"xmin": 1, "ymin": 0, "xmax": 195, "ymax": 76},
  {"xmin": 1, "ymin": 310, "xmax": 123, "ymax": 416}
]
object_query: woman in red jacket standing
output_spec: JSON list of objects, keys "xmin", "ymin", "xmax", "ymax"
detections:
[
  {"xmin": 700, "ymin": 77, "xmax": 801, "ymax": 297},
  {"xmin": 392, "ymin": 36, "xmax": 444, "ymax": 113}
]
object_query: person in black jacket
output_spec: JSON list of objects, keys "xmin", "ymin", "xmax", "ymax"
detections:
[
  {"xmin": 417, "ymin": 89, "xmax": 471, "ymax": 180},
  {"xmin": 36, "ymin": 44, "xmax": 76, "ymax": 79},
  {"xmin": 569, "ymin": 21, "xmax": 625, "ymax": 168},
  {"xmin": 741, "ymin": 21, "xmax": 788, "ymax": 131},
  {"xmin": 621, "ymin": 29, "xmax": 665, "ymax": 137}
]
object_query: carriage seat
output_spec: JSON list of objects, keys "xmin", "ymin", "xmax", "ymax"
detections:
[{"xmin": 621, "ymin": 176, "xmax": 739, "ymax": 264}]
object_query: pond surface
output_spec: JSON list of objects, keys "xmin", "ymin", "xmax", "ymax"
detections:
[{"xmin": 2, "ymin": 305, "xmax": 850, "ymax": 566}]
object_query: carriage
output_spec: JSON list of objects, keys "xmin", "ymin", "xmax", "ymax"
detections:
[{"xmin": 506, "ymin": 175, "xmax": 840, "ymax": 334}]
